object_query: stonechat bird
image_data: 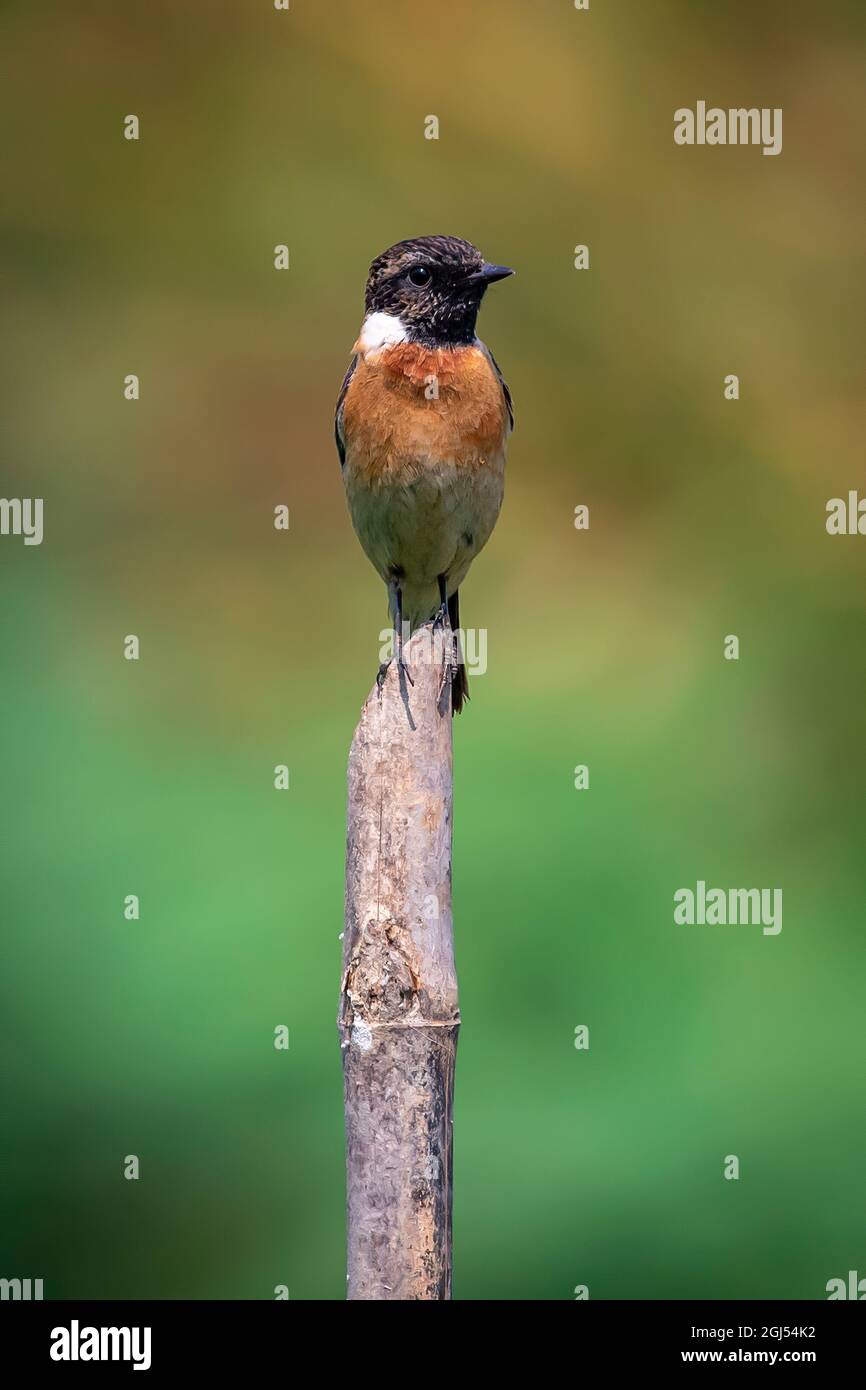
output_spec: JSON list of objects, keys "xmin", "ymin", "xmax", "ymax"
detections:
[{"xmin": 335, "ymin": 235, "xmax": 514, "ymax": 713}]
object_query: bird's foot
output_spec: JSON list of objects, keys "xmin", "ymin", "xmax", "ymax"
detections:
[
  {"xmin": 377, "ymin": 655, "xmax": 414, "ymax": 698},
  {"xmin": 433, "ymin": 592, "xmax": 452, "ymax": 695},
  {"xmin": 436, "ymin": 628, "xmax": 458, "ymax": 707}
]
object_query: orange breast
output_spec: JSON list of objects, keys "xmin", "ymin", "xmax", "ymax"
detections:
[{"xmin": 341, "ymin": 342, "xmax": 508, "ymax": 484}]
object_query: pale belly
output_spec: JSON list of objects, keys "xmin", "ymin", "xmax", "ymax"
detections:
[{"xmin": 344, "ymin": 452, "xmax": 505, "ymax": 628}]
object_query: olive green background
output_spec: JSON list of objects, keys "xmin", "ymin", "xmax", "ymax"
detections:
[{"xmin": 2, "ymin": 0, "xmax": 864, "ymax": 1299}]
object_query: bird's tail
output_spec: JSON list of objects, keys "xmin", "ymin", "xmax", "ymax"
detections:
[{"xmin": 448, "ymin": 590, "xmax": 469, "ymax": 715}]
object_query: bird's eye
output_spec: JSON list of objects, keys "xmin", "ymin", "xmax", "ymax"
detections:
[{"xmin": 408, "ymin": 265, "xmax": 432, "ymax": 287}]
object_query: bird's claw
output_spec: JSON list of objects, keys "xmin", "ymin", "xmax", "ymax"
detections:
[
  {"xmin": 436, "ymin": 625, "xmax": 457, "ymax": 706},
  {"xmin": 377, "ymin": 656, "xmax": 414, "ymax": 698}
]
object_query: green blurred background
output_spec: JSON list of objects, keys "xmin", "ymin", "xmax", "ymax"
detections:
[{"xmin": 2, "ymin": 0, "xmax": 865, "ymax": 1299}]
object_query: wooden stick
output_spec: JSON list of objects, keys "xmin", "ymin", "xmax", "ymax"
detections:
[{"xmin": 339, "ymin": 622, "xmax": 459, "ymax": 1300}]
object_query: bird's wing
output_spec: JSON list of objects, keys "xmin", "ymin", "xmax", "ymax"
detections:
[
  {"xmin": 478, "ymin": 342, "xmax": 514, "ymax": 433},
  {"xmin": 334, "ymin": 355, "xmax": 358, "ymax": 467}
]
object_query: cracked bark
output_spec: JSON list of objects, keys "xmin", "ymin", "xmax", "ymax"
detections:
[{"xmin": 339, "ymin": 622, "xmax": 459, "ymax": 1301}]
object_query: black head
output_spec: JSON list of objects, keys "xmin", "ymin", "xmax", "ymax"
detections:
[{"xmin": 364, "ymin": 235, "xmax": 513, "ymax": 347}]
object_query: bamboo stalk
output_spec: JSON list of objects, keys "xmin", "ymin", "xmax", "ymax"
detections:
[{"xmin": 339, "ymin": 622, "xmax": 459, "ymax": 1300}]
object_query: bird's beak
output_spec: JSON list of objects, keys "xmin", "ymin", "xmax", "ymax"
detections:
[{"xmin": 463, "ymin": 262, "xmax": 515, "ymax": 286}]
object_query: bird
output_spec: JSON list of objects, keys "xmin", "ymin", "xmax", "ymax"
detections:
[{"xmin": 335, "ymin": 234, "xmax": 514, "ymax": 713}]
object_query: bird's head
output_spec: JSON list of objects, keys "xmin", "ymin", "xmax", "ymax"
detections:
[{"xmin": 362, "ymin": 235, "xmax": 513, "ymax": 349}]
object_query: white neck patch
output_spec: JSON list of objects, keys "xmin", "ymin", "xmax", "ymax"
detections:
[{"xmin": 356, "ymin": 311, "xmax": 408, "ymax": 357}]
